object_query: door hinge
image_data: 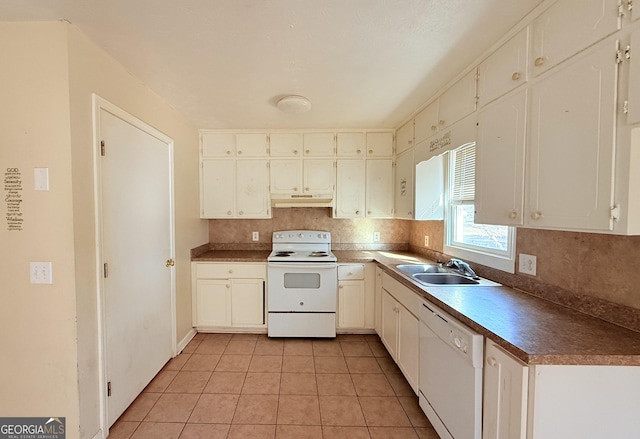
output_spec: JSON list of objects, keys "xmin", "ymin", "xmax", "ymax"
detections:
[
  {"xmin": 629, "ymin": 0, "xmax": 634, "ymax": 12},
  {"xmin": 103, "ymin": 262, "xmax": 109, "ymax": 278},
  {"xmin": 618, "ymin": 1, "xmax": 626, "ymax": 17},
  {"xmin": 100, "ymin": 141, "xmax": 106, "ymax": 156},
  {"xmin": 107, "ymin": 381, "xmax": 112, "ymax": 397},
  {"xmin": 616, "ymin": 48, "xmax": 624, "ymax": 63},
  {"xmin": 475, "ymin": 69, "xmax": 480, "ymax": 80},
  {"xmin": 625, "ymin": 45, "xmax": 631, "ymax": 60},
  {"xmin": 623, "ymin": 100, "xmax": 629, "ymax": 114},
  {"xmin": 611, "ymin": 204, "xmax": 620, "ymax": 221}
]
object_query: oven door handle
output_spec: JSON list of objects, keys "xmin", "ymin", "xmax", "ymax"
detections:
[{"xmin": 268, "ymin": 263, "xmax": 337, "ymax": 269}]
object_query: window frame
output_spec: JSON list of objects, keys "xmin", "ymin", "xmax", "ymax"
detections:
[{"xmin": 443, "ymin": 144, "xmax": 516, "ymax": 273}]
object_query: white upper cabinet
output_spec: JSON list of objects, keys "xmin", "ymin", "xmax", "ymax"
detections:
[
  {"xmin": 335, "ymin": 160, "xmax": 365, "ymax": 218},
  {"xmin": 269, "ymin": 132, "xmax": 303, "ymax": 157},
  {"xmin": 269, "ymin": 159, "xmax": 301, "ymax": 194},
  {"xmin": 396, "ymin": 120, "xmax": 414, "ymax": 155},
  {"xmin": 478, "ymin": 27, "xmax": 529, "ymax": 107},
  {"xmin": 394, "ymin": 149, "xmax": 414, "ymax": 219},
  {"xmin": 303, "ymin": 159, "xmax": 335, "ymax": 194},
  {"xmin": 531, "ymin": 0, "xmax": 621, "ymax": 77},
  {"xmin": 627, "ymin": 29, "xmax": 640, "ymax": 125},
  {"xmin": 303, "ymin": 132, "xmax": 335, "ymax": 157},
  {"xmin": 475, "ymin": 89, "xmax": 527, "ymax": 226},
  {"xmin": 270, "ymin": 158, "xmax": 334, "ymax": 195},
  {"xmin": 527, "ymin": 41, "xmax": 618, "ymax": 231},
  {"xmin": 366, "ymin": 159, "xmax": 394, "ymax": 218},
  {"xmin": 236, "ymin": 133, "xmax": 268, "ymax": 157},
  {"xmin": 235, "ymin": 160, "xmax": 270, "ymax": 218},
  {"xmin": 438, "ymin": 69, "xmax": 478, "ymax": 129},
  {"xmin": 201, "ymin": 159, "xmax": 235, "ymax": 217},
  {"xmin": 414, "ymin": 101, "xmax": 440, "ymax": 144},
  {"xmin": 336, "ymin": 132, "xmax": 366, "ymax": 157},
  {"xmin": 202, "ymin": 132, "xmax": 234, "ymax": 157},
  {"xmin": 366, "ymin": 132, "xmax": 394, "ymax": 157}
]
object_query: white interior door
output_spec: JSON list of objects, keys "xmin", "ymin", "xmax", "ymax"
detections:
[{"xmin": 99, "ymin": 105, "xmax": 175, "ymax": 427}]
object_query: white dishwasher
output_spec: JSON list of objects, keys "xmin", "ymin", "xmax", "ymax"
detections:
[{"xmin": 419, "ymin": 298, "xmax": 484, "ymax": 439}]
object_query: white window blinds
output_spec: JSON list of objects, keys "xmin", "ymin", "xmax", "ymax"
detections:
[{"xmin": 451, "ymin": 143, "xmax": 475, "ymax": 203}]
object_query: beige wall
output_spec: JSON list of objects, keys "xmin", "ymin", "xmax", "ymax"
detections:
[
  {"xmin": 67, "ymin": 25, "xmax": 206, "ymax": 438},
  {"xmin": 0, "ymin": 21, "xmax": 79, "ymax": 431},
  {"xmin": 0, "ymin": 22, "xmax": 206, "ymax": 439}
]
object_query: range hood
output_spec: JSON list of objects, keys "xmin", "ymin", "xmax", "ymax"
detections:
[{"xmin": 271, "ymin": 193, "xmax": 334, "ymax": 208}]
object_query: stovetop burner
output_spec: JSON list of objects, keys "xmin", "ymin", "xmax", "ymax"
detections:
[
  {"xmin": 309, "ymin": 251, "xmax": 329, "ymax": 257},
  {"xmin": 275, "ymin": 251, "xmax": 295, "ymax": 257}
]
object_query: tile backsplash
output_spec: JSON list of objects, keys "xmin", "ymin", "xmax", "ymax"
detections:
[{"xmin": 208, "ymin": 211, "xmax": 640, "ymax": 331}]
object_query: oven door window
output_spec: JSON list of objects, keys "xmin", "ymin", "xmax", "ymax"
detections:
[{"xmin": 284, "ymin": 272, "xmax": 321, "ymax": 289}]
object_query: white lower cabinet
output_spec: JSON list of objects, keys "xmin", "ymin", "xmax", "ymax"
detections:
[
  {"xmin": 483, "ymin": 339, "xmax": 640, "ymax": 439},
  {"xmin": 483, "ymin": 340, "xmax": 529, "ymax": 439},
  {"xmin": 192, "ymin": 262, "xmax": 266, "ymax": 330},
  {"xmin": 380, "ymin": 272, "xmax": 419, "ymax": 393},
  {"xmin": 337, "ymin": 263, "xmax": 375, "ymax": 331}
]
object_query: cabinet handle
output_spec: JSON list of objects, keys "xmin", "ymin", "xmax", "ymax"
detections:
[
  {"xmin": 431, "ymin": 125, "xmax": 437, "ymax": 131},
  {"xmin": 355, "ymin": 210, "xmax": 360, "ymax": 215},
  {"xmin": 368, "ymin": 211, "xmax": 372, "ymax": 215},
  {"xmin": 368, "ymin": 149, "xmax": 374, "ymax": 154},
  {"xmin": 487, "ymin": 356, "xmax": 498, "ymax": 367},
  {"xmin": 226, "ymin": 150, "xmax": 232, "ymax": 155},
  {"xmin": 293, "ymin": 187, "xmax": 298, "ymax": 192},
  {"xmin": 512, "ymin": 72, "xmax": 521, "ymax": 81},
  {"xmin": 228, "ymin": 269, "xmax": 234, "ymax": 274},
  {"xmin": 305, "ymin": 187, "xmax": 309, "ymax": 191},
  {"xmin": 408, "ymin": 140, "xmax": 413, "ymax": 145},
  {"xmin": 227, "ymin": 210, "xmax": 232, "ymax": 215},
  {"xmin": 226, "ymin": 284, "xmax": 231, "ymax": 288},
  {"xmin": 339, "ymin": 285, "xmax": 344, "ymax": 289},
  {"xmin": 305, "ymin": 149, "xmax": 310, "ymax": 154},
  {"xmin": 293, "ymin": 149, "xmax": 299, "ymax": 154},
  {"xmin": 531, "ymin": 211, "xmax": 543, "ymax": 220},
  {"xmin": 238, "ymin": 150, "xmax": 243, "ymax": 155},
  {"xmin": 238, "ymin": 211, "xmax": 244, "ymax": 215},
  {"xmin": 508, "ymin": 211, "xmax": 518, "ymax": 220},
  {"xmin": 534, "ymin": 56, "xmax": 545, "ymax": 67},
  {"xmin": 356, "ymin": 149, "xmax": 362, "ymax": 154}
]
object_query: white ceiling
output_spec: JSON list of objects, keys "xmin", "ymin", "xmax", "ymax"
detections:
[{"xmin": 0, "ymin": 0, "xmax": 544, "ymax": 129}]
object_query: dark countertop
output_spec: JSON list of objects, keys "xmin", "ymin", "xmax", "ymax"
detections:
[{"xmin": 192, "ymin": 248, "xmax": 640, "ymax": 365}]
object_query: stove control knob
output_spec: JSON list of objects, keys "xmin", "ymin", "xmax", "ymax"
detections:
[{"xmin": 298, "ymin": 233, "xmax": 304, "ymax": 238}]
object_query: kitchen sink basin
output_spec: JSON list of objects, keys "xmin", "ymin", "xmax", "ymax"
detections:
[
  {"xmin": 395, "ymin": 264, "xmax": 449, "ymax": 274},
  {"xmin": 412, "ymin": 273, "xmax": 480, "ymax": 285}
]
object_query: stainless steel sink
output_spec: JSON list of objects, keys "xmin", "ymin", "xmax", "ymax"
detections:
[
  {"xmin": 412, "ymin": 273, "xmax": 480, "ymax": 285},
  {"xmin": 395, "ymin": 264, "xmax": 449, "ymax": 274}
]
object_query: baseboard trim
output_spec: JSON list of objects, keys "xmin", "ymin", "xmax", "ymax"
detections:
[{"xmin": 177, "ymin": 328, "xmax": 197, "ymax": 354}]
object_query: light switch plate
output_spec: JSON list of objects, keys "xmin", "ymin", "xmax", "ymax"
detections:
[
  {"xmin": 519, "ymin": 254, "xmax": 537, "ymax": 276},
  {"xmin": 373, "ymin": 231, "xmax": 380, "ymax": 242},
  {"xmin": 30, "ymin": 262, "xmax": 52, "ymax": 284},
  {"xmin": 252, "ymin": 231, "xmax": 259, "ymax": 241},
  {"xmin": 34, "ymin": 167, "xmax": 49, "ymax": 191}
]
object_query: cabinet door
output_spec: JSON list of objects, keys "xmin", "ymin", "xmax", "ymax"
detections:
[
  {"xmin": 196, "ymin": 279, "xmax": 231, "ymax": 326},
  {"xmin": 380, "ymin": 289, "xmax": 398, "ymax": 359},
  {"xmin": 531, "ymin": 0, "xmax": 620, "ymax": 77},
  {"xmin": 414, "ymin": 101, "xmax": 439, "ymax": 144},
  {"xmin": 396, "ymin": 120, "xmax": 414, "ymax": 155},
  {"xmin": 366, "ymin": 132, "xmax": 394, "ymax": 156},
  {"xmin": 438, "ymin": 69, "xmax": 477, "ymax": 129},
  {"xmin": 483, "ymin": 341, "xmax": 528, "ymax": 439},
  {"xmin": 236, "ymin": 160, "xmax": 270, "ymax": 218},
  {"xmin": 304, "ymin": 132, "xmax": 335, "ymax": 157},
  {"xmin": 335, "ymin": 160, "xmax": 365, "ymax": 218},
  {"xmin": 303, "ymin": 159, "xmax": 335, "ymax": 194},
  {"xmin": 230, "ymin": 278, "xmax": 264, "ymax": 326},
  {"xmin": 338, "ymin": 281, "xmax": 366, "ymax": 329},
  {"xmin": 374, "ymin": 267, "xmax": 383, "ymax": 334},
  {"xmin": 528, "ymin": 42, "xmax": 617, "ymax": 231},
  {"xmin": 394, "ymin": 149, "xmax": 414, "ymax": 219},
  {"xmin": 366, "ymin": 159, "xmax": 394, "ymax": 218},
  {"xmin": 475, "ymin": 90, "xmax": 527, "ymax": 226},
  {"xmin": 628, "ymin": 30, "xmax": 640, "ymax": 125},
  {"xmin": 236, "ymin": 133, "xmax": 268, "ymax": 157},
  {"xmin": 201, "ymin": 132, "xmax": 234, "ymax": 157},
  {"xmin": 478, "ymin": 27, "xmax": 528, "ymax": 107},
  {"xmin": 397, "ymin": 305, "xmax": 419, "ymax": 393},
  {"xmin": 269, "ymin": 159, "xmax": 301, "ymax": 194},
  {"xmin": 270, "ymin": 133, "xmax": 302, "ymax": 157},
  {"xmin": 201, "ymin": 159, "xmax": 235, "ymax": 218},
  {"xmin": 336, "ymin": 132, "xmax": 366, "ymax": 157}
]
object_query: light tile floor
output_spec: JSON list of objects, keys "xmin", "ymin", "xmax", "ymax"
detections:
[{"xmin": 109, "ymin": 333, "xmax": 440, "ymax": 439}]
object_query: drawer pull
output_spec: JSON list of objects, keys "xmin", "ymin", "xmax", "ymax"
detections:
[
  {"xmin": 534, "ymin": 56, "xmax": 545, "ymax": 67},
  {"xmin": 487, "ymin": 356, "xmax": 498, "ymax": 367},
  {"xmin": 512, "ymin": 72, "xmax": 521, "ymax": 81}
]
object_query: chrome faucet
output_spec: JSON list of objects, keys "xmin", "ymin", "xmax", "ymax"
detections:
[{"xmin": 446, "ymin": 258, "xmax": 480, "ymax": 279}]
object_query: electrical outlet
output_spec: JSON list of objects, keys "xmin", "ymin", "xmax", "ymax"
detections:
[
  {"xmin": 519, "ymin": 253, "xmax": 537, "ymax": 276},
  {"xmin": 30, "ymin": 262, "xmax": 52, "ymax": 284},
  {"xmin": 424, "ymin": 235, "xmax": 430, "ymax": 247},
  {"xmin": 252, "ymin": 231, "xmax": 259, "ymax": 241},
  {"xmin": 373, "ymin": 231, "xmax": 380, "ymax": 242}
]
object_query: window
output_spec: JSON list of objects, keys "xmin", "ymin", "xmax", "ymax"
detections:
[{"xmin": 444, "ymin": 143, "xmax": 515, "ymax": 272}]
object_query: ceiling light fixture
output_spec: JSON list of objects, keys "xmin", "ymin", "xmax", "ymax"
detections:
[{"xmin": 277, "ymin": 95, "xmax": 311, "ymax": 113}]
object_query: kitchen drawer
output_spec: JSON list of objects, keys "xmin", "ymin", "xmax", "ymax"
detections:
[
  {"xmin": 382, "ymin": 272, "xmax": 419, "ymax": 316},
  {"xmin": 195, "ymin": 262, "xmax": 266, "ymax": 279},
  {"xmin": 338, "ymin": 264, "xmax": 365, "ymax": 280}
]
